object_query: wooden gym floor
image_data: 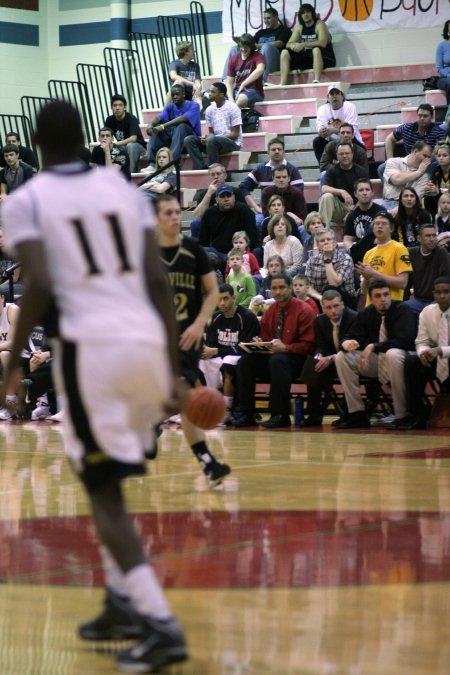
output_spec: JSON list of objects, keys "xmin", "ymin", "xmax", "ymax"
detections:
[{"xmin": 1, "ymin": 419, "xmax": 450, "ymax": 675}]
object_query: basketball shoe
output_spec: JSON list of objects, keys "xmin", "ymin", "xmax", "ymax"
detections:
[{"xmin": 116, "ymin": 617, "xmax": 188, "ymax": 673}]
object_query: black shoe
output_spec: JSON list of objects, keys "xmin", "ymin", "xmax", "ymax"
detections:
[
  {"xmin": 203, "ymin": 461, "xmax": 231, "ymax": 487},
  {"xmin": 333, "ymin": 411, "xmax": 371, "ymax": 429},
  {"xmin": 145, "ymin": 423, "xmax": 163, "ymax": 460},
  {"xmin": 116, "ymin": 617, "xmax": 188, "ymax": 673},
  {"xmin": 78, "ymin": 589, "xmax": 145, "ymax": 641},
  {"xmin": 300, "ymin": 416, "xmax": 323, "ymax": 427},
  {"xmin": 261, "ymin": 414, "xmax": 291, "ymax": 428},
  {"xmin": 331, "ymin": 415, "xmax": 348, "ymax": 427},
  {"xmin": 394, "ymin": 417, "xmax": 427, "ymax": 431},
  {"xmin": 232, "ymin": 414, "xmax": 257, "ymax": 427}
]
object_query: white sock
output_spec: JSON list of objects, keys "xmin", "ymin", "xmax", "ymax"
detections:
[
  {"xmin": 100, "ymin": 546, "xmax": 127, "ymax": 597},
  {"xmin": 224, "ymin": 396, "xmax": 233, "ymax": 410},
  {"xmin": 124, "ymin": 564, "xmax": 172, "ymax": 620}
]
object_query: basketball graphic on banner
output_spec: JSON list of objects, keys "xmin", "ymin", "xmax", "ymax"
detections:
[{"xmin": 338, "ymin": 0, "xmax": 373, "ymax": 21}]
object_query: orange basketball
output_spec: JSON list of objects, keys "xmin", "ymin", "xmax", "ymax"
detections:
[
  {"xmin": 184, "ymin": 387, "xmax": 227, "ymax": 429},
  {"xmin": 338, "ymin": 0, "xmax": 373, "ymax": 21}
]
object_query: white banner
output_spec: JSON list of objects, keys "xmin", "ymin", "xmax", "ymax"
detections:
[{"xmin": 222, "ymin": 0, "xmax": 448, "ymax": 38}]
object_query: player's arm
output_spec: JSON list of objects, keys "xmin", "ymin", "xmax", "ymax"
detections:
[
  {"xmin": 179, "ymin": 271, "xmax": 219, "ymax": 351},
  {"xmin": 0, "ymin": 240, "xmax": 51, "ymax": 399},
  {"xmin": 143, "ymin": 229, "xmax": 181, "ymax": 376}
]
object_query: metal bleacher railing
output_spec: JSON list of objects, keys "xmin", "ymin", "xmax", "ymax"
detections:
[{"xmin": 1, "ymin": 2, "xmax": 210, "ymax": 156}]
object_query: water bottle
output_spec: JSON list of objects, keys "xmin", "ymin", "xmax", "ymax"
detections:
[{"xmin": 294, "ymin": 397, "xmax": 304, "ymax": 426}]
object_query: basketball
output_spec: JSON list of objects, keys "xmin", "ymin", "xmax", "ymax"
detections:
[
  {"xmin": 338, "ymin": 0, "xmax": 373, "ymax": 21},
  {"xmin": 184, "ymin": 387, "xmax": 227, "ymax": 429}
]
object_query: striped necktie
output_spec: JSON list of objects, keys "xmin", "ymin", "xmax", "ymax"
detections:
[
  {"xmin": 378, "ymin": 315, "xmax": 389, "ymax": 384},
  {"xmin": 275, "ymin": 309, "xmax": 285, "ymax": 340}
]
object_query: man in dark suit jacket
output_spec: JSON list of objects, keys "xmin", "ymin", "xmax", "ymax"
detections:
[
  {"xmin": 301, "ymin": 289, "xmax": 356, "ymax": 426},
  {"xmin": 334, "ymin": 279, "xmax": 417, "ymax": 429}
]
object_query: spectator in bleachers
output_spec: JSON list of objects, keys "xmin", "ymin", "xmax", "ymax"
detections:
[
  {"xmin": 225, "ymin": 248, "xmax": 256, "ymax": 308},
  {"xmin": 313, "ymin": 85, "xmax": 364, "ymax": 164},
  {"xmin": 383, "ymin": 104, "xmax": 445, "ymax": 162},
  {"xmin": 168, "ymin": 41, "xmax": 202, "ymax": 105},
  {"xmin": 436, "ymin": 21, "xmax": 450, "ymax": 105},
  {"xmin": 400, "ymin": 276, "xmax": 450, "ymax": 430},
  {"xmin": 280, "ymin": 3, "xmax": 335, "ymax": 85},
  {"xmin": 355, "ymin": 212, "xmax": 412, "ymax": 303},
  {"xmin": 334, "ymin": 279, "xmax": 416, "ymax": 429},
  {"xmin": 222, "ymin": 8, "xmax": 291, "ymax": 85},
  {"xmin": 239, "ymin": 137, "xmax": 304, "ymax": 220},
  {"xmin": 292, "ymin": 274, "xmax": 319, "ymax": 315},
  {"xmin": 319, "ymin": 123, "xmax": 369, "ymax": 175},
  {"xmin": 261, "ymin": 165, "xmax": 307, "ymax": 226},
  {"xmin": 225, "ymin": 33, "xmax": 265, "ymax": 109},
  {"xmin": 393, "ymin": 187, "xmax": 431, "ymax": 247},
  {"xmin": 200, "ymin": 283, "xmax": 259, "ymax": 421},
  {"xmin": 190, "ymin": 163, "xmax": 246, "ymax": 238},
  {"xmin": 224, "ymin": 231, "xmax": 260, "ymax": 277},
  {"xmin": 381, "ymin": 141, "xmax": 433, "ymax": 209},
  {"xmin": 260, "ymin": 194, "xmax": 299, "ymax": 242},
  {"xmin": 344, "ymin": 179, "xmax": 384, "ymax": 252},
  {"xmin": 137, "ymin": 147, "xmax": 176, "ymax": 202},
  {"xmin": 146, "ymin": 84, "xmax": 201, "ymax": 169},
  {"xmin": 0, "ymin": 143, "xmax": 34, "ymax": 200},
  {"xmin": 249, "ymin": 255, "xmax": 286, "ymax": 315},
  {"xmin": 406, "ymin": 224, "xmax": 450, "ymax": 316},
  {"xmin": 183, "ymin": 82, "xmax": 242, "ymax": 170},
  {"xmin": 423, "ymin": 141, "xmax": 450, "ymax": 217},
  {"xmin": 104, "ymin": 94, "xmax": 146, "ymax": 173},
  {"xmin": 319, "ymin": 142, "xmax": 369, "ymax": 234},
  {"xmin": 436, "ymin": 193, "xmax": 450, "ymax": 251},
  {"xmin": 263, "ymin": 214, "xmax": 303, "ymax": 276},
  {"xmin": 234, "ymin": 272, "xmax": 315, "ymax": 428},
  {"xmin": 90, "ymin": 126, "xmax": 130, "ymax": 180},
  {"xmin": 301, "ymin": 289, "xmax": 356, "ymax": 427},
  {"xmin": 0, "ymin": 131, "xmax": 38, "ymax": 170},
  {"xmin": 299, "ymin": 212, "xmax": 325, "ymax": 270},
  {"xmin": 199, "ymin": 183, "xmax": 258, "ymax": 262},
  {"xmin": 305, "ymin": 227, "xmax": 356, "ymax": 308}
]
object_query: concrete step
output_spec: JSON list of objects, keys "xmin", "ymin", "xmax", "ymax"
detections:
[
  {"xmin": 255, "ymin": 98, "xmax": 325, "ymax": 118},
  {"xmin": 180, "ymin": 151, "xmax": 251, "ymax": 171}
]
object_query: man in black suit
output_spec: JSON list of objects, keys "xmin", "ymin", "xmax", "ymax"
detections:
[
  {"xmin": 334, "ymin": 279, "xmax": 417, "ymax": 429},
  {"xmin": 301, "ymin": 289, "xmax": 356, "ymax": 426}
]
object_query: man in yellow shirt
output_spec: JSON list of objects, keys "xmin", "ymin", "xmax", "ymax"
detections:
[{"xmin": 355, "ymin": 212, "xmax": 412, "ymax": 303}]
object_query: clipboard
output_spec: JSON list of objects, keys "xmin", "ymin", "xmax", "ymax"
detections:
[{"xmin": 239, "ymin": 341, "xmax": 273, "ymax": 353}]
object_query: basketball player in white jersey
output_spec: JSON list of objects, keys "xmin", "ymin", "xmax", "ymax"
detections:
[
  {"xmin": 1, "ymin": 101, "xmax": 188, "ymax": 673},
  {"xmin": 155, "ymin": 194, "xmax": 231, "ymax": 485}
]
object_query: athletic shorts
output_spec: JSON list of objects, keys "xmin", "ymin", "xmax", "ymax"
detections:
[
  {"xmin": 288, "ymin": 46, "xmax": 336, "ymax": 71},
  {"xmin": 52, "ymin": 339, "xmax": 171, "ymax": 490},
  {"xmin": 181, "ymin": 348, "xmax": 201, "ymax": 388}
]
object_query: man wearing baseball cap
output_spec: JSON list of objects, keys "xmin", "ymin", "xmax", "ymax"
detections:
[
  {"xmin": 313, "ymin": 83, "xmax": 364, "ymax": 163},
  {"xmin": 199, "ymin": 183, "xmax": 258, "ymax": 262}
]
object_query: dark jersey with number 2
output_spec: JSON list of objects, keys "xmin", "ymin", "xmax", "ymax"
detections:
[{"xmin": 160, "ymin": 235, "xmax": 212, "ymax": 336}]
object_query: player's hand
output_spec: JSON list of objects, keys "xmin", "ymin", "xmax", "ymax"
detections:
[
  {"xmin": 359, "ymin": 343, "xmax": 374, "ymax": 369},
  {"xmin": 201, "ymin": 346, "xmax": 217, "ymax": 359},
  {"xmin": 179, "ymin": 321, "xmax": 204, "ymax": 351},
  {"xmin": 291, "ymin": 43, "xmax": 304, "ymax": 53}
]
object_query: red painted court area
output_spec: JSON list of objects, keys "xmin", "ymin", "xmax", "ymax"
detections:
[{"xmin": 2, "ymin": 510, "xmax": 450, "ymax": 589}]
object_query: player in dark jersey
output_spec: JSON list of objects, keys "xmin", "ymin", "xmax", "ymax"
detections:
[{"xmin": 155, "ymin": 194, "xmax": 231, "ymax": 486}]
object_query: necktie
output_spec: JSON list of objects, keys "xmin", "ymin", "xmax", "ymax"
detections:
[
  {"xmin": 332, "ymin": 323, "xmax": 340, "ymax": 352},
  {"xmin": 436, "ymin": 313, "xmax": 449, "ymax": 384},
  {"xmin": 275, "ymin": 309, "xmax": 285, "ymax": 340},
  {"xmin": 378, "ymin": 315, "xmax": 389, "ymax": 384}
]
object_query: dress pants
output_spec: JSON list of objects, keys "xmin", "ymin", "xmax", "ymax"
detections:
[
  {"xmin": 236, "ymin": 352, "xmax": 306, "ymax": 415},
  {"xmin": 335, "ymin": 348, "xmax": 407, "ymax": 418}
]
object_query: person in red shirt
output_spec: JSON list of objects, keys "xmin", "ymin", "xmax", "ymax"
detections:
[
  {"xmin": 233, "ymin": 273, "xmax": 315, "ymax": 428},
  {"xmin": 226, "ymin": 33, "xmax": 265, "ymax": 109}
]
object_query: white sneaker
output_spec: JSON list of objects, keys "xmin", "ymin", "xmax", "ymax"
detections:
[
  {"xmin": 312, "ymin": 79, "xmax": 320, "ymax": 84},
  {"xmin": 0, "ymin": 396, "xmax": 17, "ymax": 420},
  {"xmin": 0, "ymin": 407, "xmax": 12, "ymax": 421},
  {"xmin": 51, "ymin": 410, "xmax": 64, "ymax": 423},
  {"xmin": 263, "ymin": 82, "xmax": 277, "ymax": 88},
  {"xmin": 140, "ymin": 165, "xmax": 155, "ymax": 174},
  {"xmin": 31, "ymin": 396, "xmax": 52, "ymax": 420}
]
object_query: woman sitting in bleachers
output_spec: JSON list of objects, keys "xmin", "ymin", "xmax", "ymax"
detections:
[{"xmin": 263, "ymin": 214, "xmax": 303, "ymax": 276}]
